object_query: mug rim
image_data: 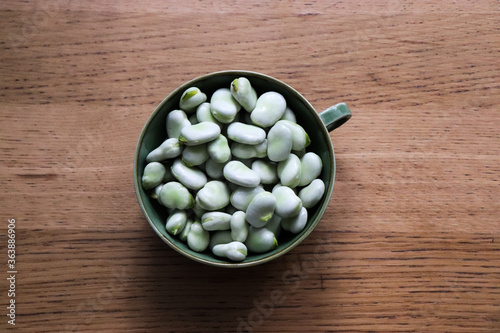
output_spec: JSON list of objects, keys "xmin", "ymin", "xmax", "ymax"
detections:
[{"xmin": 134, "ymin": 70, "xmax": 336, "ymax": 267}]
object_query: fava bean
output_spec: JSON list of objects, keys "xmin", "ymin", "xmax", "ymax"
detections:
[
  {"xmin": 179, "ymin": 87, "xmax": 207, "ymax": 113},
  {"xmin": 265, "ymin": 214, "xmax": 282, "ymax": 239},
  {"xmin": 298, "ymin": 179, "xmax": 325, "ymax": 209},
  {"xmin": 178, "ymin": 218, "xmax": 193, "ymax": 243},
  {"xmin": 230, "ymin": 211, "xmax": 248, "ymax": 242},
  {"xmin": 299, "ymin": 152, "xmax": 322, "ymax": 186},
  {"xmin": 182, "ymin": 144, "xmax": 209, "ymax": 167},
  {"xmin": 281, "ymin": 206, "xmax": 308, "ymax": 234},
  {"xmin": 209, "ymin": 230, "xmax": 233, "ymax": 250},
  {"xmin": 245, "ymin": 191, "xmax": 276, "ymax": 228},
  {"xmin": 187, "ymin": 221, "xmax": 210, "ymax": 252},
  {"xmin": 146, "ymin": 138, "xmax": 183, "ymax": 162},
  {"xmin": 201, "ymin": 211, "xmax": 232, "ymax": 231},
  {"xmin": 151, "ymin": 183, "xmax": 164, "ymax": 201},
  {"xmin": 142, "ymin": 162, "xmax": 167, "ymax": 190},
  {"xmin": 207, "ymin": 134, "xmax": 231, "ymax": 163},
  {"xmin": 227, "ymin": 122, "xmax": 266, "ymax": 145},
  {"xmin": 230, "ymin": 77, "xmax": 257, "ymax": 112},
  {"xmin": 245, "ymin": 227, "xmax": 278, "ymax": 253},
  {"xmin": 171, "ymin": 158, "xmax": 207, "ymax": 190},
  {"xmin": 250, "ymin": 91, "xmax": 287, "ymax": 128},
  {"xmin": 213, "ymin": 241, "xmax": 247, "ymax": 261},
  {"xmin": 230, "ymin": 185, "xmax": 264, "ymax": 211},
  {"xmin": 196, "ymin": 180, "xmax": 230, "ymax": 211},
  {"xmin": 277, "ymin": 154, "xmax": 301, "ymax": 188},
  {"xmin": 267, "ymin": 122, "xmax": 293, "ymax": 162},
  {"xmin": 179, "ymin": 122, "xmax": 221, "ymax": 146},
  {"xmin": 165, "ymin": 210, "xmax": 187, "ymax": 236},
  {"xmin": 159, "ymin": 181, "xmax": 194, "ymax": 210},
  {"xmin": 210, "ymin": 88, "xmax": 241, "ymax": 123},
  {"xmin": 280, "ymin": 107, "xmax": 296, "ymax": 122},
  {"xmin": 251, "ymin": 160, "xmax": 278, "ymax": 185},
  {"xmin": 196, "ymin": 102, "xmax": 221, "ymax": 126},
  {"xmin": 272, "ymin": 185, "xmax": 302, "ymax": 218},
  {"xmin": 223, "ymin": 160, "xmax": 261, "ymax": 187},
  {"xmin": 205, "ymin": 158, "xmax": 226, "ymax": 180},
  {"xmin": 166, "ymin": 110, "xmax": 191, "ymax": 139},
  {"xmin": 278, "ymin": 120, "xmax": 311, "ymax": 151}
]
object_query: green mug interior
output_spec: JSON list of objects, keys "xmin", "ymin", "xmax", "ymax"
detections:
[{"xmin": 134, "ymin": 70, "xmax": 336, "ymax": 267}]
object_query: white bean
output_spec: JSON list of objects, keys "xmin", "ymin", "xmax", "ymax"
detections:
[
  {"xmin": 195, "ymin": 180, "xmax": 230, "ymax": 211},
  {"xmin": 277, "ymin": 154, "xmax": 302, "ymax": 188},
  {"xmin": 267, "ymin": 122, "xmax": 292, "ymax": 162},
  {"xmin": 230, "ymin": 77, "xmax": 257, "ymax": 112},
  {"xmin": 171, "ymin": 158, "xmax": 207, "ymax": 190},
  {"xmin": 299, "ymin": 152, "xmax": 323, "ymax": 186},
  {"xmin": 210, "ymin": 88, "xmax": 241, "ymax": 123},
  {"xmin": 245, "ymin": 191, "xmax": 276, "ymax": 228},
  {"xmin": 281, "ymin": 207, "xmax": 308, "ymax": 234},
  {"xmin": 179, "ymin": 87, "xmax": 207, "ymax": 113},
  {"xmin": 213, "ymin": 241, "xmax": 248, "ymax": 261},
  {"xmin": 245, "ymin": 227, "xmax": 278, "ymax": 253},
  {"xmin": 298, "ymin": 179, "xmax": 325, "ymax": 209},
  {"xmin": 166, "ymin": 110, "xmax": 191, "ymax": 139},
  {"xmin": 272, "ymin": 185, "xmax": 302, "ymax": 218},
  {"xmin": 227, "ymin": 122, "xmax": 266, "ymax": 145},
  {"xmin": 165, "ymin": 210, "xmax": 187, "ymax": 236},
  {"xmin": 142, "ymin": 162, "xmax": 167, "ymax": 190},
  {"xmin": 159, "ymin": 181, "xmax": 194, "ymax": 210},
  {"xmin": 201, "ymin": 211, "xmax": 232, "ymax": 231},
  {"xmin": 223, "ymin": 160, "xmax": 261, "ymax": 187},
  {"xmin": 187, "ymin": 221, "xmax": 210, "ymax": 252},
  {"xmin": 250, "ymin": 91, "xmax": 286, "ymax": 128},
  {"xmin": 146, "ymin": 138, "xmax": 183, "ymax": 162},
  {"xmin": 179, "ymin": 122, "xmax": 221, "ymax": 146}
]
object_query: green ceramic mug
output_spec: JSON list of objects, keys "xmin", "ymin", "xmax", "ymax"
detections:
[{"xmin": 134, "ymin": 70, "xmax": 351, "ymax": 267}]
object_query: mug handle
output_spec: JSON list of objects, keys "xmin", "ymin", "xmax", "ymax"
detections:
[{"xmin": 319, "ymin": 103, "xmax": 352, "ymax": 132}]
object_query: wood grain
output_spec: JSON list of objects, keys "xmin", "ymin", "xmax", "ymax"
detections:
[{"xmin": 1, "ymin": 1, "xmax": 499, "ymax": 332}]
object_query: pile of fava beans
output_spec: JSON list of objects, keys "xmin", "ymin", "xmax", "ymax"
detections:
[{"xmin": 142, "ymin": 77, "xmax": 325, "ymax": 262}]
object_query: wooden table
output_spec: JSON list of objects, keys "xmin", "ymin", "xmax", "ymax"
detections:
[{"xmin": 1, "ymin": 1, "xmax": 499, "ymax": 332}]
